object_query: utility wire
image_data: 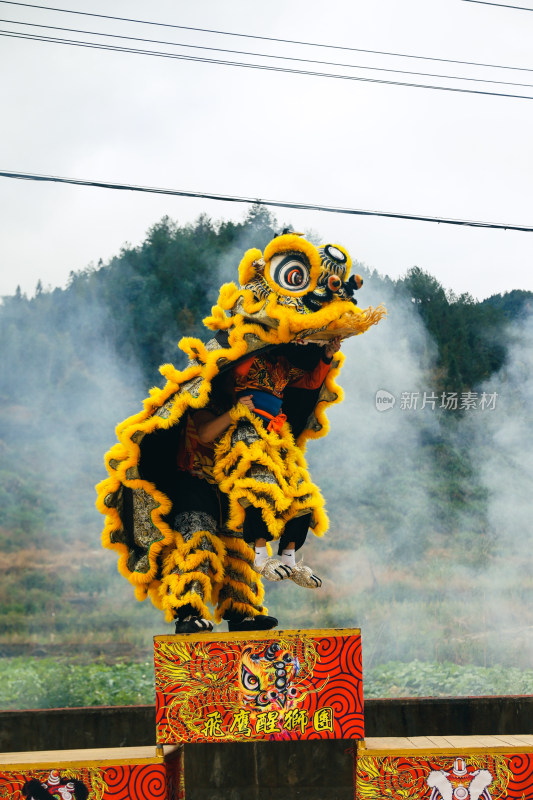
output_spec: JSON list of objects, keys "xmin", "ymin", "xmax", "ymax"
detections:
[
  {"xmin": 0, "ymin": 170, "xmax": 531, "ymax": 232},
  {"xmin": 463, "ymin": 0, "xmax": 533, "ymax": 10},
  {"xmin": 3, "ymin": 16, "xmax": 533, "ymax": 88},
  {"xmin": 3, "ymin": 30, "xmax": 533, "ymax": 101},
  {"xmin": 1, "ymin": 0, "xmax": 532, "ymax": 75}
]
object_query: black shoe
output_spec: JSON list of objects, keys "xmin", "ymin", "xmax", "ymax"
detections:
[
  {"xmin": 227, "ymin": 614, "xmax": 278, "ymax": 632},
  {"xmin": 174, "ymin": 614, "xmax": 213, "ymax": 634}
]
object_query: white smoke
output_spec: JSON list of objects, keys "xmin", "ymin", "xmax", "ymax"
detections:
[
  {"xmin": 273, "ymin": 273, "xmax": 444, "ymax": 653},
  {"xmin": 460, "ymin": 312, "xmax": 533, "ymax": 668},
  {"xmin": 5, "ymin": 236, "xmax": 532, "ymax": 692},
  {"xmin": 272, "ymin": 274, "xmax": 533, "ymax": 685}
]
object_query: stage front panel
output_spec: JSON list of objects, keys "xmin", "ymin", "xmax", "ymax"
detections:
[
  {"xmin": 356, "ymin": 739, "xmax": 533, "ymax": 800},
  {"xmin": 0, "ymin": 747, "xmax": 184, "ymax": 800},
  {"xmin": 154, "ymin": 627, "xmax": 363, "ymax": 743}
]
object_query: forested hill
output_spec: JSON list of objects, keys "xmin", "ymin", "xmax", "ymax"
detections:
[
  {"xmin": 1, "ymin": 206, "xmax": 532, "ymax": 676},
  {"xmin": 2, "ymin": 206, "xmax": 529, "ymax": 395},
  {"xmin": 0, "ymin": 207, "xmax": 281, "ymax": 393}
]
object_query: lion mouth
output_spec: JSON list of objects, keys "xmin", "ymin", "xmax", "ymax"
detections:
[
  {"xmin": 301, "ymin": 286, "xmax": 331, "ymax": 312},
  {"xmin": 299, "ymin": 309, "xmax": 373, "ymax": 342}
]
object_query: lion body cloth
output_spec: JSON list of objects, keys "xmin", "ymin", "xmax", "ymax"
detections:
[{"xmin": 96, "ymin": 233, "xmax": 385, "ymax": 625}]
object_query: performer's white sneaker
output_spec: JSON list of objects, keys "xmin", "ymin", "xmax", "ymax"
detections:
[
  {"xmin": 253, "ymin": 556, "xmax": 294, "ymax": 581},
  {"xmin": 289, "ymin": 561, "xmax": 322, "ymax": 589}
]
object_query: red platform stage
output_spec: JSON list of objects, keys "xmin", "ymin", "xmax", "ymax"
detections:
[
  {"xmin": 356, "ymin": 736, "xmax": 533, "ymax": 800},
  {"xmin": 154, "ymin": 627, "xmax": 364, "ymax": 744},
  {"xmin": 0, "ymin": 746, "xmax": 183, "ymax": 800}
]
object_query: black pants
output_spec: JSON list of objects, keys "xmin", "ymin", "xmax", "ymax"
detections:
[
  {"xmin": 173, "ymin": 471, "xmax": 309, "ymax": 555},
  {"xmin": 242, "ymin": 506, "xmax": 310, "ymax": 554},
  {"xmin": 172, "ymin": 470, "xmax": 228, "ymax": 526}
]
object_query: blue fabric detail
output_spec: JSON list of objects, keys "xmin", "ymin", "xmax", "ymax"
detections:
[{"xmin": 237, "ymin": 390, "xmax": 282, "ymax": 424}]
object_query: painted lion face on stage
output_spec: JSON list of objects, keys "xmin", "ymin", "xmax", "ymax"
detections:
[
  {"xmin": 238, "ymin": 641, "xmax": 301, "ymax": 716},
  {"xmin": 203, "ymin": 232, "xmax": 384, "ymax": 347},
  {"xmin": 22, "ymin": 771, "xmax": 89, "ymax": 800}
]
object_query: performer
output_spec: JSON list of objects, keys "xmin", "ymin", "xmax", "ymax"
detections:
[
  {"xmin": 216, "ymin": 336, "xmax": 343, "ymax": 587},
  {"xmin": 96, "ymin": 233, "xmax": 385, "ymax": 633},
  {"xmin": 167, "ymin": 378, "xmax": 278, "ymax": 633}
]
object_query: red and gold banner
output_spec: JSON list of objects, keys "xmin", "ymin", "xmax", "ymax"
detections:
[
  {"xmin": 356, "ymin": 751, "xmax": 533, "ymax": 799},
  {"xmin": 154, "ymin": 627, "xmax": 363, "ymax": 743}
]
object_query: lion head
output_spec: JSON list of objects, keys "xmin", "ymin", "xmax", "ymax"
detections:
[{"xmin": 204, "ymin": 233, "xmax": 385, "ymax": 348}]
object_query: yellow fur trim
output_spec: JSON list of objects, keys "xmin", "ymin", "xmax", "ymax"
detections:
[
  {"xmin": 147, "ymin": 584, "xmax": 163, "ymax": 609},
  {"xmin": 161, "ymin": 591, "xmax": 211, "ymax": 623},
  {"xmin": 217, "ymin": 574, "xmax": 263, "ymax": 608},
  {"xmin": 159, "ymin": 571, "xmax": 213, "ymax": 621},
  {"xmin": 173, "ymin": 529, "xmax": 226, "ymax": 561},
  {"xmin": 297, "ymin": 351, "xmax": 345, "ymax": 449},
  {"xmin": 97, "ymin": 474, "xmax": 175, "ymax": 587},
  {"xmin": 210, "ymin": 537, "xmax": 266, "ymax": 622},
  {"xmin": 238, "ymin": 248, "xmax": 263, "ymax": 285},
  {"xmin": 160, "ymin": 531, "xmax": 226, "ymax": 584},
  {"xmin": 135, "ymin": 584, "xmax": 149, "ymax": 601},
  {"xmin": 224, "ymin": 556, "xmax": 261, "ymax": 593},
  {"xmin": 170, "ymin": 549, "xmax": 225, "ymax": 582},
  {"xmin": 313, "ymin": 504, "xmax": 329, "ymax": 535},
  {"xmin": 155, "ymin": 530, "xmax": 229, "ymax": 621},
  {"xmin": 214, "ymin": 598, "xmax": 263, "ymax": 623},
  {"xmin": 219, "ymin": 534, "xmax": 255, "ymax": 562},
  {"xmin": 319, "ymin": 242, "xmax": 352, "ymax": 277},
  {"xmin": 213, "ymin": 404, "xmax": 327, "ymax": 540},
  {"xmin": 207, "ymin": 283, "xmax": 382, "ymax": 343}
]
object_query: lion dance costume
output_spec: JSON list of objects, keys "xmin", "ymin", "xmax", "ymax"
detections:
[{"xmin": 96, "ymin": 233, "xmax": 384, "ymax": 631}]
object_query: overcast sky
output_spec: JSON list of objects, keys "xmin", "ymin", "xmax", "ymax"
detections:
[{"xmin": 0, "ymin": 0, "xmax": 532, "ymax": 301}]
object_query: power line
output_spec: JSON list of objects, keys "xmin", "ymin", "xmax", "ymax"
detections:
[
  {"xmin": 463, "ymin": 0, "xmax": 533, "ymax": 10},
  {"xmin": 3, "ymin": 16, "xmax": 533, "ymax": 89},
  {"xmin": 3, "ymin": 30, "xmax": 533, "ymax": 101},
  {"xmin": 0, "ymin": 169, "xmax": 531, "ymax": 232},
  {"xmin": 1, "ymin": 0, "xmax": 532, "ymax": 75}
]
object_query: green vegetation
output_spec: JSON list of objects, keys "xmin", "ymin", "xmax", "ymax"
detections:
[
  {"xmin": 2, "ymin": 656, "xmax": 532, "ymax": 710},
  {"xmin": 0, "ymin": 658, "xmax": 155, "ymax": 709},
  {"xmin": 364, "ymin": 660, "xmax": 533, "ymax": 698},
  {"xmin": 1, "ymin": 207, "xmax": 532, "ymax": 708}
]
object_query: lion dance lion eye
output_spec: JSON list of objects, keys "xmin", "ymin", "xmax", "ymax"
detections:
[
  {"xmin": 269, "ymin": 254, "xmax": 311, "ymax": 293},
  {"xmin": 287, "ymin": 268, "xmax": 304, "ymax": 286},
  {"xmin": 241, "ymin": 664, "xmax": 260, "ymax": 692},
  {"xmin": 257, "ymin": 691, "xmax": 273, "ymax": 706}
]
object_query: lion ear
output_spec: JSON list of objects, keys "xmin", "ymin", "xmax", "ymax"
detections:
[{"xmin": 238, "ymin": 249, "xmax": 264, "ymax": 286}]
